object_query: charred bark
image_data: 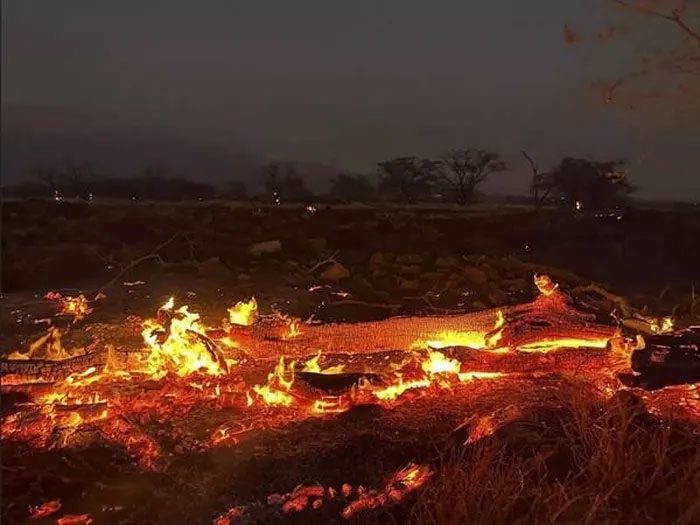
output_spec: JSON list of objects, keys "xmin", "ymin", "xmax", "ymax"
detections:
[{"xmin": 624, "ymin": 327, "xmax": 700, "ymax": 389}]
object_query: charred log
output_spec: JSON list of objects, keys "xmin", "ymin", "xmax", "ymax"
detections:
[{"xmin": 624, "ymin": 327, "xmax": 700, "ymax": 389}]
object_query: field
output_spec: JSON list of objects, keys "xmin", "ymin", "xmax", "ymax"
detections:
[{"xmin": 1, "ymin": 200, "xmax": 699, "ymax": 524}]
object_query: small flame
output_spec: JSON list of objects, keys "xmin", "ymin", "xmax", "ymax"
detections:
[
  {"xmin": 228, "ymin": 298, "xmax": 258, "ymax": 326},
  {"xmin": 372, "ymin": 375, "xmax": 431, "ymax": 401},
  {"xmin": 534, "ymin": 274, "xmax": 558, "ymax": 296},
  {"xmin": 302, "ymin": 351, "xmax": 346, "ymax": 374},
  {"xmin": 650, "ymin": 316, "xmax": 674, "ymax": 334},
  {"xmin": 141, "ymin": 300, "xmax": 223, "ymax": 377},
  {"xmin": 421, "ymin": 350, "xmax": 461, "ymax": 375},
  {"xmin": 283, "ymin": 319, "xmax": 302, "ymax": 339},
  {"xmin": 250, "ymin": 357, "xmax": 296, "ymax": 406}
]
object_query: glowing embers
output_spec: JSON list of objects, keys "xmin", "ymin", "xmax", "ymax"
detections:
[
  {"xmin": 6, "ymin": 326, "xmax": 71, "ymax": 360},
  {"xmin": 534, "ymin": 274, "xmax": 559, "ymax": 296},
  {"xmin": 45, "ymin": 291, "xmax": 94, "ymax": 321},
  {"xmin": 415, "ymin": 310, "xmax": 506, "ymax": 352},
  {"xmin": 249, "ymin": 357, "xmax": 296, "ymax": 406},
  {"xmin": 227, "ymin": 297, "xmax": 258, "ymax": 326},
  {"xmin": 646, "ymin": 315, "xmax": 674, "ymax": 334},
  {"xmin": 371, "ymin": 349, "xmax": 504, "ymax": 402},
  {"xmin": 283, "ymin": 318, "xmax": 303, "ymax": 339},
  {"xmin": 226, "ymin": 462, "xmax": 433, "ymax": 522},
  {"xmin": 419, "ymin": 330, "xmax": 490, "ymax": 350},
  {"xmin": 516, "ymin": 336, "xmax": 611, "ymax": 353},
  {"xmin": 141, "ymin": 297, "xmax": 225, "ymax": 378},
  {"xmin": 302, "ymin": 350, "xmax": 345, "ymax": 374}
]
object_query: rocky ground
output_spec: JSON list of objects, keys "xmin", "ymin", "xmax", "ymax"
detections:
[{"xmin": 1, "ymin": 200, "xmax": 699, "ymax": 524}]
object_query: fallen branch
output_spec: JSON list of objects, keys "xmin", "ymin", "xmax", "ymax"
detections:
[
  {"xmin": 571, "ymin": 283, "xmax": 635, "ymax": 318},
  {"xmin": 98, "ymin": 232, "xmax": 188, "ymax": 292},
  {"xmin": 306, "ymin": 250, "xmax": 340, "ymax": 274}
]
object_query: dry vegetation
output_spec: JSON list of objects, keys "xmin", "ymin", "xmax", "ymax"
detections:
[{"xmin": 401, "ymin": 383, "xmax": 700, "ymax": 525}]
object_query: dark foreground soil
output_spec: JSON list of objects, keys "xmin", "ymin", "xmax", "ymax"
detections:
[{"xmin": 1, "ymin": 201, "xmax": 699, "ymax": 524}]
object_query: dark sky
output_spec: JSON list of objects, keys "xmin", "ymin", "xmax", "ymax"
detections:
[{"xmin": 2, "ymin": 0, "xmax": 698, "ymax": 199}]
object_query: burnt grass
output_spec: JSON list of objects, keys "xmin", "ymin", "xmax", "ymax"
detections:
[{"xmin": 1, "ymin": 200, "xmax": 700, "ymax": 524}]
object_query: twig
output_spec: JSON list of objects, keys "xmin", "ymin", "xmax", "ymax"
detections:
[
  {"xmin": 306, "ymin": 250, "xmax": 340, "ymax": 274},
  {"xmin": 611, "ymin": 0, "xmax": 700, "ymax": 44},
  {"xmin": 329, "ymin": 299, "xmax": 401, "ymax": 312},
  {"xmin": 571, "ymin": 283, "xmax": 635, "ymax": 318},
  {"xmin": 98, "ymin": 232, "xmax": 186, "ymax": 291}
]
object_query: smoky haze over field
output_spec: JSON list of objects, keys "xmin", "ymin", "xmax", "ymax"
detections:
[{"xmin": 2, "ymin": 0, "xmax": 699, "ymax": 199}]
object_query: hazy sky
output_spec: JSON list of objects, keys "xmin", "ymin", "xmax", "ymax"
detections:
[{"xmin": 2, "ymin": 0, "xmax": 698, "ymax": 199}]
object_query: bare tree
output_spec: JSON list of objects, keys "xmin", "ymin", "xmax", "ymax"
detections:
[
  {"xmin": 377, "ymin": 156, "xmax": 440, "ymax": 204},
  {"xmin": 567, "ymin": 1, "xmax": 700, "ymax": 110},
  {"xmin": 522, "ymin": 151, "xmax": 553, "ymax": 211},
  {"xmin": 437, "ymin": 149, "xmax": 507, "ymax": 205}
]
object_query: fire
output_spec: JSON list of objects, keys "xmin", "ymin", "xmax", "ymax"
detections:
[
  {"xmin": 420, "ymin": 330, "xmax": 490, "ymax": 350},
  {"xmin": 650, "ymin": 316, "xmax": 674, "ymax": 334},
  {"xmin": 227, "ymin": 297, "xmax": 258, "ymax": 326},
  {"xmin": 534, "ymin": 274, "xmax": 558, "ymax": 296},
  {"xmin": 517, "ymin": 336, "xmax": 610, "ymax": 353},
  {"xmin": 45, "ymin": 292, "xmax": 93, "ymax": 320},
  {"xmin": 421, "ymin": 349, "xmax": 461, "ymax": 375},
  {"xmin": 141, "ymin": 298, "xmax": 224, "ymax": 377},
  {"xmin": 6, "ymin": 326, "xmax": 69, "ymax": 360},
  {"xmin": 372, "ymin": 349, "xmax": 505, "ymax": 402},
  {"xmin": 311, "ymin": 396, "xmax": 351, "ymax": 414},
  {"xmin": 416, "ymin": 310, "xmax": 506, "ymax": 351},
  {"xmin": 250, "ymin": 357, "xmax": 296, "ymax": 406},
  {"xmin": 302, "ymin": 351, "xmax": 346, "ymax": 374},
  {"xmin": 372, "ymin": 375, "xmax": 431, "ymax": 401},
  {"xmin": 389, "ymin": 462, "xmax": 433, "ymax": 491},
  {"xmin": 59, "ymin": 294, "xmax": 92, "ymax": 320},
  {"xmin": 283, "ymin": 318, "xmax": 303, "ymax": 339}
]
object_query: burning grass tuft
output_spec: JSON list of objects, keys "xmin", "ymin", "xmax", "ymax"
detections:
[{"xmin": 401, "ymin": 383, "xmax": 700, "ymax": 525}]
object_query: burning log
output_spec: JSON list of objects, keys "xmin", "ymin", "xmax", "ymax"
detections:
[
  {"xmin": 230, "ymin": 287, "xmax": 617, "ymax": 360},
  {"xmin": 0, "ymin": 349, "xmax": 135, "ymax": 382},
  {"xmin": 1, "ymin": 282, "xmax": 618, "ymax": 384},
  {"xmin": 296, "ymin": 371, "xmax": 383, "ymax": 393},
  {"xmin": 623, "ymin": 327, "xmax": 700, "ymax": 389}
]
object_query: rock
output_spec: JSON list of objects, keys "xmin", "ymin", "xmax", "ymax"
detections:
[
  {"xmin": 197, "ymin": 257, "xmax": 231, "ymax": 278},
  {"xmin": 481, "ymin": 263, "xmax": 500, "ymax": 281},
  {"xmin": 237, "ymin": 273, "xmax": 251, "ymax": 281},
  {"xmin": 399, "ymin": 264, "xmax": 422, "ymax": 276},
  {"xmin": 247, "ymin": 240, "xmax": 282, "ymax": 257},
  {"xmin": 435, "ymin": 255, "xmax": 459, "ymax": 269},
  {"xmin": 368, "ymin": 252, "xmax": 390, "ymax": 274},
  {"xmin": 306, "ymin": 237, "xmax": 327, "ymax": 254},
  {"xmin": 484, "ymin": 283, "xmax": 508, "ymax": 306},
  {"xmin": 399, "ymin": 279, "xmax": 420, "ymax": 291},
  {"xmin": 462, "ymin": 266, "xmax": 489, "ymax": 286},
  {"xmin": 396, "ymin": 253, "xmax": 423, "ymax": 265},
  {"xmin": 320, "ymin": 262, "xmax": 350, "ymax": 281},
  {"xmin": 502, "ymin": 278, "xmax": 528, "ymax": 293}
]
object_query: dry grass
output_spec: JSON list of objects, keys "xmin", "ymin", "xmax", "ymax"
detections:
[{"xmin": 402, "ymin": 384, "xmax": 700, "ymax": 525}]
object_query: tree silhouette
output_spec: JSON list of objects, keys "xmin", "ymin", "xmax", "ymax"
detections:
[
  {"xmin": 263, "ymin": 163, "xmax": 313, "ymax": 203},
  {"xmin": 542, "ymin": 157, "xmax": 634, "ymax": 210},
  {"xmin": 522, "ymin": 151, "xmax": 553, "ymax": 210},
  {"xmin": 225, "ymin": 180, "xmax": 248, "ymax": 200},
  {"xmin": 437, "ymin": 149, "xmax": 507, "ymax": 205},
  {"xmin": 328, "ymin": 173, "xmax": 375, "ymax": 202},
  {"xmin": 377, "ymin": 156, "xmax": 440, "ymax": 204}
]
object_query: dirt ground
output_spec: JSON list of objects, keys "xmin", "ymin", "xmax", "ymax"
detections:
[{"xmin": 1, "ymin": 201, "xmax": 699, "ymax": 524}]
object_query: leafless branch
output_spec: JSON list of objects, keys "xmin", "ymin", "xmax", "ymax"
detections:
[
  {"xmin": 98, "ymin": 232, "xmax": 187, "ymax": 291},
  {"xmin": 611, "ymin": 0, "xmax": 700, "ymax": 44}
]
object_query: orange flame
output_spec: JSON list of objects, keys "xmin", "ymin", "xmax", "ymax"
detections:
[
  {"xmin": 250, "ymin": 357, "xmax": 296, "ymax": 406},
  {"xmin": 228, "ymin": 298, "xmax": 258, "ymax": 326},
  {"xmin": 141, "ymin": 298, "xmax": 223, "ymax": 378}
]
